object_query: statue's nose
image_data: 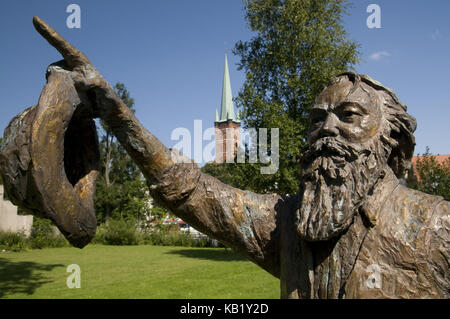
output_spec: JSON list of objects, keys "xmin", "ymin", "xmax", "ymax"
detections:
[{"xmin": 319, "ymin": 113, "xmax": 339, "ymax": 138}]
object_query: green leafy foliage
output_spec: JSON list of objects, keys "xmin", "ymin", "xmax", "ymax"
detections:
[
  {"xmin": 230, "ymin": 0, "xmax": 360, "ymax": 194},
  {"xmin": 93, "ymin": 218, "xmax": 141, "ymax": 245},
  {"xmin": 407, "ymin": 147, "xmax": 450, "ymax": 201},
  {"xmin": 202, "ymin": 161, "xmax": 260, "ymax": 192},
  {"xmin": 28, "ymin": 217, "xmax": 69, "ymax": 249},
  {"xmin": 202, "ymin": 149, "xmax": 284, "ymax": 193},
  {"xmin": 140, "ymin": 229, "xmax": 219, "ymax": 248},
  {"xmin": 0, "ymin": 217, "xmax": 69, "ymax": 251},
  {"xmin": 92, "ymin": 218, "xmax": 219, "ymax": 247},
  {"xmin": 149, "ymin": 205, "xmax": 170, "ymax": 221},
  {"xmin": 0, "ymin": 231, "xmax": 27, "ymax": 252},
  {"xmin": 95, "ymin": 178, "xmax": 151, "ymax": 223}
]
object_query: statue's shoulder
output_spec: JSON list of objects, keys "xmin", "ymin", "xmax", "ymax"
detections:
[
  {"xmin": 403, "ymin": 185, "xmax": 448, "ymax": 237},
  {"xmin": 400, "ymin": 187, "xmax": 450, "ymax": 295},
  {"xmin": 395, "ymin": 185, "xmax": 448, "ymax": 228},
  {"xmin": 357, "ymin": 185, "xmax": 449, "ymax": 297},
  {"xmin": 375, "ymin": 184, "xmax": 447, "ymax": 248},
  {"xmin": 400, "ymin": 184, "xmax": 446, "ymax": 204},
  {"xmin": 381, "ymin": 184, "xmax": 449, "ymax": 263}
]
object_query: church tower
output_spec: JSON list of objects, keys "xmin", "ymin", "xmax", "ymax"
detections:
[{"xmin": 215, "ymin": 55, "xmax": 241, "ymax": 163}]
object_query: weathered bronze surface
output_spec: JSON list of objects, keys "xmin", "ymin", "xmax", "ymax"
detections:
[
  {"xmin": 0, "ymin": 58, "xmax": 99, "ymax": 248},
  {"xmin": 0, "ymin": 17, "xmax": 448, "ymax": 298}
]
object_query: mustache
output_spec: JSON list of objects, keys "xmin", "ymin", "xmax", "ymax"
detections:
[{"xmin": 302, "ymin": 137, "xmax": 362, "ymax": 164}]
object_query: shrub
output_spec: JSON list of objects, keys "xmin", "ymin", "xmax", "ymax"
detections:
[
  {"xmin": 28, "ymin": 217, "xmax": 69, "ymax": 249},
  {"xmin": 92, "ymin": 216, "xmax": 222, "ymax": 248},
  {"xmin": 0, "ymin": 231, "xmax": 27, "ymax": 252},
  {"xmin": 94, "ymin": 218, "xmax": 140, "ymax": 245},
  {"xmin": 0, "ymin": 217, "xmax": 70, "ymax": 252},
  {"xmin": 140, "ymin": 229, "xmax": 219, "ymax": 248}
]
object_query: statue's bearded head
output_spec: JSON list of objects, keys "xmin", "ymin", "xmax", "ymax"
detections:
[{"xmin": 296, "ymin": 73, "xmax": 417, "ymax": 242}]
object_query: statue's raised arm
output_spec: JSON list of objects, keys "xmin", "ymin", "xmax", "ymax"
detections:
[{"xmin": 0, "ymin": 17, "xmax": 286, "ymax": 277}]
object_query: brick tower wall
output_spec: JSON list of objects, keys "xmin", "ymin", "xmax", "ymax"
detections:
[{"xmin": 214, "ymin": 121, "xmax": 241, "ymax": 163}]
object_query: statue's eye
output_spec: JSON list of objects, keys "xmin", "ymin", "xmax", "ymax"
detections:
[
  {"xmin": 340, "ymin": 109, "xmax": 360, "ymax": 123},
  {"xmin": 310, "ymin": 115, "xmax": 324, "ymax": 126},
  {"xmin": 310, "ymin": 108, "xmax": 327, "ymax": 127},
  {"xmin": 344, "ymin": 110, "xmax": 356, "ymax": 117}
]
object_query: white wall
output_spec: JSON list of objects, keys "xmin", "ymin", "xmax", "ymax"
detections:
[{"xmin": 0, "ymin": 185, "xmax": 33, "ymax": 236}]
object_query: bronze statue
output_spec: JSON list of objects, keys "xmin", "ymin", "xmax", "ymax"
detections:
[{"xmin": 0, "ymin": 17, "xmax": 448, "ymax": 299}]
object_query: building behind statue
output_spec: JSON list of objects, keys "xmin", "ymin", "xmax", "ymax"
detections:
[
  {"xmin": 0, "ymin": 184, "xmax": 33, "ymax": 236},
  {"xmin": 214, "ymin": 54, "xmax": 241, "ymax": 163}
]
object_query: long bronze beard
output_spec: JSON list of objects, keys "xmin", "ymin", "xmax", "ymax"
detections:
[{"xmin": 296, "ymin": 137, "xmax": 385, "ymax": 242}]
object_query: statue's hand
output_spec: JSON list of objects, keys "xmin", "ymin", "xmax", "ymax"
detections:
[{"xmin": 33, "ymin": 16, "xmax": 110, "ymax": 95}]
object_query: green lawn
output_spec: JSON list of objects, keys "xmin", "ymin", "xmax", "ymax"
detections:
[{"xmin": 0, "ymin": 245, "xmax": 280, "ymax": 299}]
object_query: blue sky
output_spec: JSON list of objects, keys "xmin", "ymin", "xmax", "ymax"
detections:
[{"xmin": 1, "ymin": 0, "xmax": 449, "ymax": 159}]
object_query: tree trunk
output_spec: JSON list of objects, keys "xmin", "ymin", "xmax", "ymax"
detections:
[{"xmin": 104, "ymin": 131, "xmax": 113, "ymax": 218}]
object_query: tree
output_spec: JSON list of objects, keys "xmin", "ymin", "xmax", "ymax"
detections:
[
  {"xmin": 202, "ymin": 146, "xmax": 276, "ymax": 193},
  {"xmin": 94, "ymin": 83, "xmax": 150, "ymax": 223},
  {"xmin": 222, "ymin": 0, "xmax": 360, "ymax": 194},
  {"xmin": 0, "ymin": 137, "xmax": 3, "ymax": 185},
  {"xmin": 100, "ymin": 82, "xmax": 138, "ymax": 187},
  {"xmin": 202, "ymin": 161, "xmax": 261, "ymax": 192},
  {"xmin": 407, "ymin": 147, "xmax": 450, "ymax": 201}
]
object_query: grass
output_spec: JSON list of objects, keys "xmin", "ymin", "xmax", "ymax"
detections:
[{"xmin": 0, "ymin": 245, "xmax": 280, "ymax": 299}]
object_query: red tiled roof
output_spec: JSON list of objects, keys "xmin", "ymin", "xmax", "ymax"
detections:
[{"xmin": 411, "ymin": 154, "xmax": 450, "ymax": 166}]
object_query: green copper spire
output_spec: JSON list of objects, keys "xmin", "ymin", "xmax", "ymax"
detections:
[
  {"xmin": 215, "ymin": 109, "xmax": 219, "ymax": 122},
  {"xmin": 217, "ymin": 54, "xmax": 237, "ymax": 122}
]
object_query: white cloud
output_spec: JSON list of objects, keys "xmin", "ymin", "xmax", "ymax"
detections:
[{"xmin": 369, "ymin": 51, "xmax": 390, "ymax": 61}]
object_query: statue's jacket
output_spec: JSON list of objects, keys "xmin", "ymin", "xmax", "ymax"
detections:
[{"xmin": 149, "ymin": 156, "xmax": 449, "ymax": 299}]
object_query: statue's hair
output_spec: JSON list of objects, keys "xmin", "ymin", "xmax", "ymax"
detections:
[{"xmin": 328, "ymin": 72, "xmax": 417, "ymax": 178}]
